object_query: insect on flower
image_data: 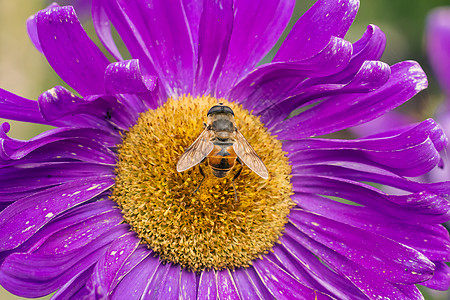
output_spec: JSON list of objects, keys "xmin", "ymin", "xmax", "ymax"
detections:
[{"xmin": 177, "ymin": 103, "xmax": 269, "ymax": 200}]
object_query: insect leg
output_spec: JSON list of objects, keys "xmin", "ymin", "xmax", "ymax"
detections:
[
  {"xmin": 232, "ymin": 164, "xmax": 243, "ymax": 203},
  {"xmin": 193, "ymin": 164, "xmax": 206, "ymax": 194}
]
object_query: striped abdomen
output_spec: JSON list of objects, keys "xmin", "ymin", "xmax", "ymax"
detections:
[{"xmin": 207, "ymin": 142, "xmax": 237, "ymax": 178}]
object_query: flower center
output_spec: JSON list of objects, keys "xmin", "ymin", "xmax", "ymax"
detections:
[{"xmin": 111, "ymin": 95, "xmax": 293, "ymax": 271}]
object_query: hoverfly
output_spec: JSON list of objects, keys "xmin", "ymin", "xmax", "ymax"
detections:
[{"xmin": 176, "ymin": 104, "xmax": 269, "ymax": 201}]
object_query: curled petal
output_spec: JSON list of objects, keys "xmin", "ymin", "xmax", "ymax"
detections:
[
  {"xmin": 260, "ymin": 60, "xmax": 391, "ymax": 126},
  {"xmin": 36, "ymin": 6, "xmax": 110, "ymax": 96},
  {"xmin": 104, "ymin": 60, "xmax": 157, "ymax": 95},
  {"xmin": 230, "ymin": 36, "xmax": 353, "ymax": 112},
  {"xmin": 38, "ymin": 86, "xmax": 97, "ymax": 122},
  {"xmin": 106, "ymin": 0, "xmax": 195, "ymax": 98},
  {"xmin": 273, "ymin": 61, "xmax": 428, "ymax": 138},
  {"xmin": 274, "ymin": 0, "xmax": 359, "ymax": 62},
  {"xmin": 285, "ymin": 118, "xmax": 447, "ymax": 177}
]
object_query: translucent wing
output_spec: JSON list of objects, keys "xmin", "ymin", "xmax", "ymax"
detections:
[
  {"xmin": 233, "ymin": 129, "xmax": 269, "ymax": 179},
  {"xmin": 177, "ymin": 129, "xmax": 214, "ymax": 172}
]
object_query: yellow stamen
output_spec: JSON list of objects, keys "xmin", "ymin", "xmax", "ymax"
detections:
[{"xmin": 111, "ymin": 95, "xmax": 293, "ymax": 271}]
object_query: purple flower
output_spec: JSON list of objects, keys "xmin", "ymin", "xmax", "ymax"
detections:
[
  {"xmin": 427, "ymin": 7, "xmax": 450, "ymax": 98},
  {"xmin": 1, "ymin": 0, "xmax": 450, "ymax": 299}
]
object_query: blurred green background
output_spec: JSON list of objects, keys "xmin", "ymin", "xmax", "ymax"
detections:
[{"xmin": 0, "ymin": 0, "xmax": 449, "ymax": 299}]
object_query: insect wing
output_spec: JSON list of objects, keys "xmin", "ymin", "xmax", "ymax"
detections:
[
  {"xmin": 177, "ymin": 129, "xmax": 214, "ymax": 172},
  {"xmin": 233, "ymin": 130, "xmax": 269, "ymax": 179}
]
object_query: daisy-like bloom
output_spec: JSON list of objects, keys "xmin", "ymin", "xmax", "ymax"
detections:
[{"xmin": 1, "ymin": 0, "xmax": 450, "ymax": 299}]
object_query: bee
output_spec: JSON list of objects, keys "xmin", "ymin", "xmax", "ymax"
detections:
[{"xmin": 176, "ymin": 103, "xmax": 269, "ymax": 201}]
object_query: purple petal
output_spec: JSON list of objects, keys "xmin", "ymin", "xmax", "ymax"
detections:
[
  {"xmin": 292, "ymin": 192, "xmax": 450, "ymax": 262},
  {"xmin": 0, "ymin": 88, "xmax": 48, "ymax": 125},
  {"xmin": 266, "ymin": 246, "xmax": 330, "ymax": 296},
  {"xmin": 274, "ymin": 0, "xmax": 359, "ymax": 62},
  {"xmin": 285, "ymin": 118, "xmax": 447, "ymax": 177},
  {"xmin": 111, "ymin": 254, "xmax": 161, "ymax": 300},
  {"xmin": 252, "ymin": 257, "xmax": 332, "ymax": 299},
  {"xmin": 259, "ymin": 25, "xmax": 387, "ymax": 126},
  {"xmin": 0, "ymin": 127, "xmax": 120, "ymax": 165},
  {"xmin": 92, "ymin": 0, "xmax": 124, "ymax": 61},
  {"xmin": 51, "ymin": 265, "xmax": 95, "ymax": 300},
  {"xmin": 230, "ymin": 36, "xmax": 353, "ymax": 112},
  {"xmin": 273, "ymin": 61, "xmax": 428, "ymax": 138},
  {"xmin": 26, "ymin": 3, "xmax": 60, "ymax": 54},
  {"xmin": 141, "ymin": 263, "xmax": 173, "ymax": 299},
  {"xmin": 289, "ymin": 160, "xmax": 450, "ymax": 198},
  {"xmin": 260, "ymin": 60, "xmax": 390, "ymax": 127},
  {"xmin": 140, "ymin": 264, "xmax": 182, "ymax": 299},
  {"xmin": 0, "ymin": 162, "xmax": 113, "ymax": 193},
  {"xmin": 33, "ymin": 210, "xmax": 124, "ymax": 256},
  {"xmin": 421, "ymin": 261, "xmax": 450, "ymax": 291},
  {"xmin": 426, "ymin": 7, "xmax": 450, "ymax": 94},
  {"xmin": 5, "ymin": 199, "xmax": 116, "ymax": 255},
  {"xmin": 36, "ymin": 87, "xmax": 138, "ymax": 130},
  {"xmin": 37, "ymin": 86, "xmax": 104, "ymax": 122},
  {"xmin": 0, "ymin": 177, "xmax": 114, "ymax": 250},
  {"xmin": 291, "ymin": 175, "xmax": 450, "ymax": 224},
  {"xmin": 86, "ymin": 233, "xmax": 140, "ymax": 298},
  {"xmin": 216, "ymin": 0, "xmax": 295, "ymax": 97},
  {"xmin": 109, "ymin": 245, "xmax": 151, "ymax": 292},
  {"xmin": 193, "ymin": 0, "xmax": 233, "ymax": 96},
  {"xmin": 179, "ymin": 268, "xmax": 197, "ymax": 300},
  {"xmin": 36, "ymin": 6, "xmax": 110, "ymax": 96},
  {"xmin": 0, "ymin": 224, "xmax": 128, "ymax": 298},
  {"xmin": 26, "ymin": 14, "xmax": 43, "ymax": 53},
  {"xmin": 108, "ymin": 0, "xmax": 195, "ymax": 98},
  {"xmin": 277, "ymin": 236, "xmax": 367, "ymax": 299},
  {"xmin": 217, "ymin": 269, "xmax": 240, "ymax": 299},
  {"xmin": 155, "ymin": 264, "xmax": 181, "ymax": 298},
  {"xmin": 197, "ymin": 269, "xmax": 218, "ymax": 299},
  {"xmin": 299, "ymin": 24, "xmax": 387, "ymax": 90},
  {"xmin": 183, "ymin": 0, "xmax": 203, "ymax": 58},
  {"xmin": 284, "ymin": 223, "xmax": 426, "ymax": 299},
  {"xmin": 232, "ymin": 269, "xmax": 268, "ymax": 300},
  {"xmin": 105, "ymin": 60, "xmax": 157, "ymax": 95},
  {"xmin": 289, "ymin": 209, "xmax": 435, "ymax": 284},
  {"xmin": 242, "ymin": 268, "xmax": 274, "ymax": 299}
]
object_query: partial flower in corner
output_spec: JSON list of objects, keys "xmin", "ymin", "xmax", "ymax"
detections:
[
  {"xmin": 0, "ymin": 0, "xmax": 449, "ymax": 299},
  {"xmin": 424, "ymin": 7, "xmax": 450, "ymax": 183}
]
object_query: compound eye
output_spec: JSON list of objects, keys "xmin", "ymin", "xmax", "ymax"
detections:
[{"xmin": 207, "ymin": 105, "xmax": 234, "ymax": 116}]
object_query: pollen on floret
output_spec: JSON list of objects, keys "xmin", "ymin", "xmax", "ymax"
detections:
[{"xmin": 111, "ymin": 95, "xmax": 293, "ymax": 271}]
